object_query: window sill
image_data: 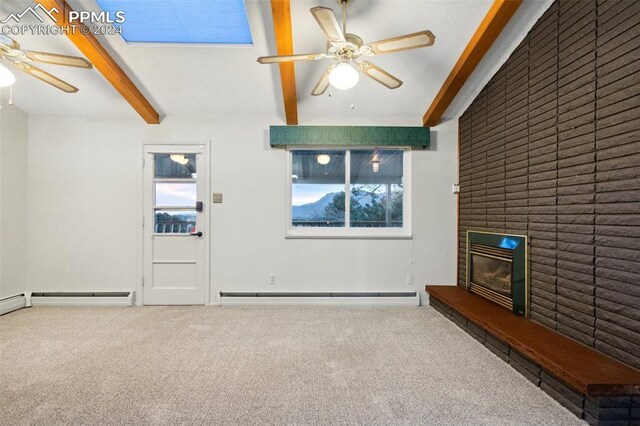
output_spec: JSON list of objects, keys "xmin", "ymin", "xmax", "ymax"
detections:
[{"xmin": 285, "ymin": 234, "xmax": 413, "ymax": 240}]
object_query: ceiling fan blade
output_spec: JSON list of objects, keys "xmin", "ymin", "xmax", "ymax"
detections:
[
  {"xmin": 22, "ymin": 50, "xmax": 92, "ymax": 69},
  {"xmin": 311, "ymin": 67, "xmax": 333, "ymax": 96},
  {"xmin": 11, "ymin": 62, "xmax": 78, "ymax": 93},
  {"xmin": 357, "ymin": 61, "xmax": 403, "ymax": 89},
  {"xmin": 0, "ymin": 34, "xmax": 20, "ymax": 50},
  {"xmin": 310, "ymin": 7, "xmax": 345, "ymax": 42},
  {"xmin": 257, "ymin": 53, "xmax": 325, "ymax": 64},
  {"xmin": 365, "ymin": 30, "xmax": 435, "ymax": 55}
]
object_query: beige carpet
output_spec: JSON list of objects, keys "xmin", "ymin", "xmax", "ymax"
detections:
[{"xmin": 0, "ymin": 306, "xmax": 585, "ymax": 425}]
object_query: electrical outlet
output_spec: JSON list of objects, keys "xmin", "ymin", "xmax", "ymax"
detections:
[
  {"xmin": 269, "ymin": 274, "xmax": 276, "ymax": 285},
  {"xmin": 452, "ymin": 184, "xmax": 460, "ymax": 194},
  {"xmin": 407, "ymin": 274, "xmax": 414, "ymax": 285},
  {"xmin": 212, "ymin": 193, "xmax": 223, "ymax": 203}
]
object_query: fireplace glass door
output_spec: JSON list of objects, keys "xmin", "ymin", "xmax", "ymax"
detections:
[
  {"xmin": 470, "ymin": 254, "xmax": 512, "ymax": 297},
  {"xmin": 466, "ymin": 231, "xmax": 527, "ymax": 316}
]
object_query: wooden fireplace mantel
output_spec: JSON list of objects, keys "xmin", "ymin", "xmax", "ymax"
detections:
[{"xmin": 426, "ymin": 285, "xmax": 640, "ymax": 396}]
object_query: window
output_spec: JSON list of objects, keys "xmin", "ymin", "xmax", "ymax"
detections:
[
  {"xmin": 153, "ymin": 154, "xmax": 197, "ymax": 234},
  {"xmin": 288, "ymin": 148, "xmax": 411, "ymax": 238},
  {"xmin": 96, "ymin": 0, "xmax": 252, "ymax": 45}
]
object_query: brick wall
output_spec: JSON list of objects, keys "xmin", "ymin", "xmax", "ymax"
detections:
[{"xmin": 458, "ymin": 0, "xmax": 640, "ymax": 369}]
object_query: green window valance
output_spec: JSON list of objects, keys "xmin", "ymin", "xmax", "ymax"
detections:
[{"xmin": 269, "ymin": 125, "xmax": 430, "ymax": 149}]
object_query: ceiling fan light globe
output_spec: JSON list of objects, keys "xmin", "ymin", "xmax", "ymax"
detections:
[
  {"xmin": 329, "ymin": 62, "xmax": 359, "ymax": 90},
  {"xmin": 170, "ymin": 154, "xmax": 189, "ymax": 165},
  {"xmin": 317, "ymin": 154, "xmax": 331, "ymax": 165},
  {"xmin": 0, "ymin": 64, "xmax": 16, "ymax": 87}
]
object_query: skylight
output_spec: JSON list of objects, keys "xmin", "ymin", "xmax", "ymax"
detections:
[{"xmin": 95, "ymin": 0, "xmax": 252, "ymax": 45}]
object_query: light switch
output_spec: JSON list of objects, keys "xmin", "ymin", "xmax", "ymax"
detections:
[{"xmin": 212, "ymin": 193, "xmax": 223, "ymax": 203}]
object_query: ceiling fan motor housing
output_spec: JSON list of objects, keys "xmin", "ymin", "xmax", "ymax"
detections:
[{"xmin": 327, "ymin": 33, "xmax": 366, "ymax": 60}]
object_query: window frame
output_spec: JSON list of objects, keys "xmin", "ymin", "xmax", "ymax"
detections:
[{"xmin": 285, "ymin": 147, "xmax": 412, "ymax": 239}]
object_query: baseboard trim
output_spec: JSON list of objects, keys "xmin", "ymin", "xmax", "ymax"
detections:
[
  {"xmin": 30, "ymin": 291, "xmax": 135, "ymax": 307},
  {"xmin": 220, "ymin": 292, "xmax": 420, "ymax": 307},
  {"xmin": 0, "ymin": 294, "xmax": 27, "ymax": 315}
]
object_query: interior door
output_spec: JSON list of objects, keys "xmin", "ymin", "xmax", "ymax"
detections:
[{"xmin": 143, "ymin": 146, "xmax": 207, "ymax": 305}]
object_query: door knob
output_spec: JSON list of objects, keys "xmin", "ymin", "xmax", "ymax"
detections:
[{"xmin": 190, "ymin": 231, "xmax": 203, "ymax": 237}]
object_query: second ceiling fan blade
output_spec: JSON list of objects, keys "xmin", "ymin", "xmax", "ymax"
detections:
[
  {"xmin": 22, "ymin": 51, "xmax": 92, "ymax": 68},
  {"xmin": 310, "ymin": 7, "xmax": 345, "ymax": 42},
  {"xmin": 12, "ymin": 62, "xmax": 79, "ymax": 93},
  {"xmin": 311, "ymin": 67, "xmax": 333, "ymax": 96},
  {"xmin": 366, "ymin": 30, "xmax": 435, "ymax": 55},
  {"xmin": 257, "ymin": 53, "xmax": 325, "ymax": 64},
  {"xmin": 358, "ymin": 61, "xmax": 403, "ymax": 89}
]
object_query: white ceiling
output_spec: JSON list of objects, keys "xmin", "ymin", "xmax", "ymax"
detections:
[
  {"xmin": 0, "ymin": 0, "xmax": 550, "ymax": 125},
  {"xmin": 292, "ymin": 0, "xmax": 492, "ymax": 124}
]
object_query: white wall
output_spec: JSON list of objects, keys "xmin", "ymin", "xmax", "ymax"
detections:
[
  {"xmin": 26, "ymin": 115, "xmax": 458, "ymax": 304},
  {"xmin": 0, "ymin": 101, "xmax": 29, "ymax": 299}
]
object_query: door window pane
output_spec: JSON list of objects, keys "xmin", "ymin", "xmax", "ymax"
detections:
[
  {"xmin": 154, "ymin": 210, "xmax": 196, "ymax": 234},
  {"xmin": 350, "ymin": 150, "xmax": 403, "ymax": 228},
  {"xmin": 291, "ymin": 150, "xmax": 345, "ymax": 227},
  {"xmin": 155, "ymin": 154, "xmax": 197, "ymax": 178},
  {"xmin": 155, "ymin": 183, "xmax": 196, "ymax": 207}
]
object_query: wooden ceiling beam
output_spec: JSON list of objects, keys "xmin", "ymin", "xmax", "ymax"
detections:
[
  {"xmin": 422, "ymin": 0, "xmax": 522, "ymax": 127},
  {"xmin": 35, "ymin": 0, "xmax": 160, "ymax": 124},
  {"xmin": 270, "ymin": 0, "xmax": 298, "ymax": 125}
]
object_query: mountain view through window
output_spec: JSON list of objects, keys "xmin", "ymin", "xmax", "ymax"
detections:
[{"xmin": 291, "ymin": 149, "xmax": 404, "ymax": 229}]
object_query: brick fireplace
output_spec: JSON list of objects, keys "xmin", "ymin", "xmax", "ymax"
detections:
[
  {"xmin": 445, "ymin": 1, "xmax": 640, "ymax": 423},
  {"xmin": 456, "ymin": 0, "xmax": 640, "ymax": 371}
]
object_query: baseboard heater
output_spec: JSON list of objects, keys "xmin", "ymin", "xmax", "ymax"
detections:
[
  {"xmin": 0, "ymin": 294, "xmax": 27, "ymax": 316},
  {"xmin": 219, "ymin": 292, "xmax": 420, "ymax": 306},
  {"xmin": 30, "ymin": 291, "xmax": 134, "ymax": 307}
]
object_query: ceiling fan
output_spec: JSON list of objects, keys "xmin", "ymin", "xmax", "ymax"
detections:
[
  {"xmin": 257, "ymin": 0, "xmax": 435, "ymax": 96},
  {"xmin": 0, "ymin": 34, "xmax": 92, "ymax": 93}
]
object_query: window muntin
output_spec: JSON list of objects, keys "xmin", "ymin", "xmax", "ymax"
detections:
[{"xmin": 288, "ymin": 148, "xmax": 410, "ymax": 238}]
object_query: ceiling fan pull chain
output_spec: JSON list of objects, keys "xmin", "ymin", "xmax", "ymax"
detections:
[{"xmin": 350, "ymin": 87, "xmax": 355, "ymax": 110}]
